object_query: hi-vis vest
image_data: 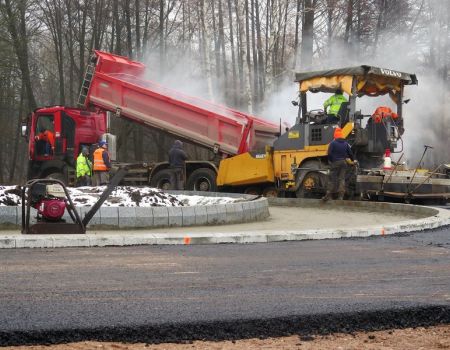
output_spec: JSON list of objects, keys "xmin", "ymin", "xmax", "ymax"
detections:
[
  {"xmin": 324, "ymin": 94, "xmax": 348, "ymax": 116},
  {"xmin": 93, "ymin": 148, "xmax": 108, "ymax": 171}
]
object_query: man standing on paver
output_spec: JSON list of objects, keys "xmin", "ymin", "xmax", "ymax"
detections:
[
  {"xmin": 169, "ymin": 140, "xmax": 188, "ymax": 190},
  {"xmin": 322, "ymin": 127, "xmax": 354, "ymax": 201}
]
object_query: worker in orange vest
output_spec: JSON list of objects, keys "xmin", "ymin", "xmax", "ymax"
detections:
[
  {"xmin": 93, "ymin": 140, "xmax": 111, "ymax": 186},
  {"xmin": 35, "ymin": 129, "xmax": 55, "ymax": 155}
]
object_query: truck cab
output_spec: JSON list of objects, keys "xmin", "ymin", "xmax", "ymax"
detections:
[{"xmin": 24, "ymin": 107, "xmax": 106, "ymax": 182}]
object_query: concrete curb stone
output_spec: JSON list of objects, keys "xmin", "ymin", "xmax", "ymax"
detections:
[
  {"xmin": 100, "ymin": 207, "xmax": 119, "ymax": 226},
  {"xmin": 194, "ymin": 206, "xmax": 207, "ymax": 225},
  {"xmin": 118, "ymin": 207, "xmax": 136, "ymax": 228},
  {"xmin": 152, "ymin": 207, "xmax": 169, "ymax": 227},
  {"xmin": 1, "ymin": 196, "xmax": 449, "ymax": 249},
  {"xmin": 167, "ymin": 207, "xmax": 183, "ymax": 226},
  {"xmin": 135, "ymin": 207, "xmax": 153, "ymax": 228},
  {"xmin": 0, "ymin": 192, "xmax": 267, "ymax": 230},
  {"xmin": 181, "ymin": 206, "xmax": 196, "ymax": 226}
]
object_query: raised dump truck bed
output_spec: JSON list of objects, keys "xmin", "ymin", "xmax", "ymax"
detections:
[{"xmin": 80, "ymin": 50, "xmax": 279, "ymax": 156}]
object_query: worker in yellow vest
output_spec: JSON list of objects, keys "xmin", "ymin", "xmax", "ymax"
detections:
[
  {"xmin": 76, "ymin": 146, "xmax": 92, "ymax": 186},
  {"xmin": 323, "ymin": 89, "xmax": 347, "ymax": 124},
  {"xmin": 93, "ymin": 140, "xmax": 111, "ymax": 186}
]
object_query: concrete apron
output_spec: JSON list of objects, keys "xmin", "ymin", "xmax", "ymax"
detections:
[{"xmin": 0, "ymin": 197, "xmax": 449, "ymax": 249}]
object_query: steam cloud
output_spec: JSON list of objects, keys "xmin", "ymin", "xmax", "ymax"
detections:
[{"xmin": 140, "ymin": 29, "xmax": 448, "ymax": 169}]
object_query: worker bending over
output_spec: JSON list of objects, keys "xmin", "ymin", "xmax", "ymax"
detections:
[
  {"xmin": 169, "ymin": 140, "xmax": 188, "ymax": 190},
  {"xmin": 76, "ymin": 146, "xmax": 92, "ymax": 187},
  {"xmin": 35, "ymin": 129, "xmax": 55, "ymax": 155},
  {"xmin": 323, "ymin": 89, "xmax": 347, "ymax": 124},
  {"xmin": 322, "ymin": 127, "xmax": 354, "ymax": 201},
  {"xmin": 93, "ymin": 141, "xmax": 111, "ymax": 185}
]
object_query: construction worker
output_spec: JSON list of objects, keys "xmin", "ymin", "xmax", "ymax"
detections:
[
  {"xmin": 35, "ymin": 128, "xmax": 55, "ymax": 155},
  {"xmin": 93, "ymin": 140, "xmax": 111, "ymax": 186},
  {"xmin": 323, "ymin": 88, "xmax": 348, "ymax": 124},
  {"xmin": 76, "ymin": 146, "xmax": 92, "ymax": 187},
  {"xmin": 168, "ymin": 140, "xmax": 188, "ymax": 190},
  {"xmin": 322, "ymin": 127, "xmax": 354, "ymax": 201}
]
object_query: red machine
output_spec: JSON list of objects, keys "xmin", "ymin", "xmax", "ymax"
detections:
[{"xmin": 24, "ymin": 51, "xmax": 279, "ymax": 189}]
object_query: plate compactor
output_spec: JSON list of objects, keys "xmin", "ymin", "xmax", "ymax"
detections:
[{"xmin": 21, "ymin": 166, "xmax": 129, "ymax": 234}]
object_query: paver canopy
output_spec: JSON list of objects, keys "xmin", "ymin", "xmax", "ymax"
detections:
[{"xmin": 294, "ymin": 65, "xmax": 417, "ymax": 97}]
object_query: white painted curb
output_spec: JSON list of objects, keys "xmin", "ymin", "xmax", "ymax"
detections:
[{"xmin": 0, "ymin": 201, "xmax": 448, "ymax": 249}]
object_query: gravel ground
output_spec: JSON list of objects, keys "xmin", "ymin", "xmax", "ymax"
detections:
[{"xmin": 3, "ymin": 325, "xmax": 449, "ymax": 349}]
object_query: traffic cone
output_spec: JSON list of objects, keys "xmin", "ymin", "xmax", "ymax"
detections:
[{"xmin": 383, "ymin": 149, "xmax": 392, "ymax": 170}]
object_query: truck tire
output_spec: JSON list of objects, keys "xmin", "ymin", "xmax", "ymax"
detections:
[
  {"xmin": 150, "ymin": 169, "xmax": 173, "ymax": 190},
  {"xmin": 262, "ymin": 187, "xmax": 278, "ymax": 197},
  {"xmin": 296, "ymin": 171, "xmax": 325, "ymax": 198},
  {"xmin": 294, "ymin": 160, "xmax": 327, "ymax": 199},
  {"xmin": 46, "ymin": 172, "xmax": 67, "ymax": 185},
  {"xmin": 187, "ymin": 168, "xmax": 217, "ymax": 192},
  {"xmin": 244, "ymin": 187, "xmax": 261, "ymax": 195}
]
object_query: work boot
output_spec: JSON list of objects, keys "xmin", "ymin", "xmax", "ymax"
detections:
[{"xmin": 321, "ymin": 191, "xmax": 332, "ymax": 202}]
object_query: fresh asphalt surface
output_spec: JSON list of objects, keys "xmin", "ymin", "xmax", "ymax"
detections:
[{"xmin": 1, "ymin": 224, "xmax": 450, "ymax": 345}]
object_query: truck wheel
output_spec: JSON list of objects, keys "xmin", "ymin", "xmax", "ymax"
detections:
[
  {"xmin": 150, "ymin": 169, "xmax": 173, "ymax": 190},
  {"xmin": 263, "ymin": 187, "xmax": 278, "ymax": 197},
  {"xmin": 244, "ymin": 187, "xmax": 261, "ymax": 195},
  {"xmin": 187, "ymin": 168, "xmax": 217, "ymax": 192},
  {"xmin": 46, "ymin": 172, "xmax": 67, "ymax": 185},
  {"xmin": 295, "ymin": 171, "xmax": 326, "ymax": 198}
]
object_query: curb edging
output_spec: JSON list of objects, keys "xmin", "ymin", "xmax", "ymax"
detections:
[{"xmin": 0, "ymin": 198, "xmax": 449, "ymax": 249}]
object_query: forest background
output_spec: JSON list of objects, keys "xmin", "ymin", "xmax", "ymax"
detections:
[{"xmin": 0, "ymin": 0, "xmax": 448, "ymax": 184}]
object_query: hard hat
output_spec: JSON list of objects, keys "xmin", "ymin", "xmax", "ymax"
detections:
[
  {"xmin": 99, "ymin": 140, "xmax": 107, "ymax": 147},
  {"xmin": 334, "ymin": 127, "xmax": 343, "ymax": 139}
]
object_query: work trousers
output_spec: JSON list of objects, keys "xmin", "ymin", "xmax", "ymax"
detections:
[
  {"xmin": 76, "ymin": 175, "xmax": 92, "ymax": 187},
  {"xmin": 327, "ymin": 160, "xmax": 348, "ymax": 196},
  {"xmin": 93, "ymin": 171, "xmax": 109, "ymax": 186},
  {"xmin": 170, "ymin": 167, "xmax": 184, "ymax": 190}
]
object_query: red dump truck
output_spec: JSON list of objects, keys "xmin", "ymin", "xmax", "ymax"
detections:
[{"xmin": 23, "ymin": 51, "xmax": 280, "ymax": 190}]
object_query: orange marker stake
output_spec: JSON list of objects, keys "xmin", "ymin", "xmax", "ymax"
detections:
[
  {"xmin": 184, "ymin": 236, "xmax": 191, "ymax": 245},
  {"xmin": 381, "ymin": 228, "xmax": 385, "ymax": 236}
]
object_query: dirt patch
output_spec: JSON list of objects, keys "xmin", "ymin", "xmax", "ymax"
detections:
[{"xmin": 3, "ymin": 325, "xmax": 450, "ymax": 349}]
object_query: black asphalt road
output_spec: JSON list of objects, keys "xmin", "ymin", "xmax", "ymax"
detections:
[{"xmin": 1, "ymin": 227, "xmax": 449, "ymax": 345}]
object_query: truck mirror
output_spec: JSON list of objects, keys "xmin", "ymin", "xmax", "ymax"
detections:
[
  {"xmin": 21, "ymin": 124, "xmax": 28, "ymax": 138},
  {"xmin": 403, "ymin": 99, "xmax": 410, "ymax": 104},
  {"xmin": 291, "ymin": 100, "xmax": 299, "ymax": 106}
]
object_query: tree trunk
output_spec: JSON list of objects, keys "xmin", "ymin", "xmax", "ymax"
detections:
[
  {"xmin": 3, "ymin": 0, "xmax": 37, "ymax": 111},
  {"xmin": 10, "ymin": 85, "xmax": 25, "ymax": 183},
  {"xmin": 293, "ymin": 0, "xmax": 302, "ymax": 69},
  {"xmin": 113, "ymin": 0, "xmax": 122, "ymax": 54},
  {"xmin": 135, "ymin": 0, "xmax": 141, "ymax": 58},
  {"xmin": 300, "ymin": 0, "xmax": 316, "ymax": 69},
  {"xmin": 218, "ymin": 0, "xmax": 228, "ymax": 97},
  {"xmin": 227, "ymin": 0, "xmax": 238, "ymax": 106},
  {"xmin": 254, "ymin": 0, "xmax": 264, "ymax": 99},
  {"xmin": 244, "ymin": 0, "xmax": 253, "ymax": 112},
  {"xmin": 159, "ymin": 0, "xmax": 165, "ymax": 75},
  {"xmin": 199, "ymin": 0, "xmax": 214, "ymax": 100},
  {"xmin": 344, "ymin": 0, "xmax": 354, "ymax": 44},
  {"xmin": 235, "ymin": 0, "xmax": 245, "ymax": 102},
  {"xmin": 124, "ymin": 0, "xmax": 133, "ymax": 58}
]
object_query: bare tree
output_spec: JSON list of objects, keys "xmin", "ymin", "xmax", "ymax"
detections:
[{"xmin": 1, "ymin": 0, "xmax": 37, "ymax": 110}]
